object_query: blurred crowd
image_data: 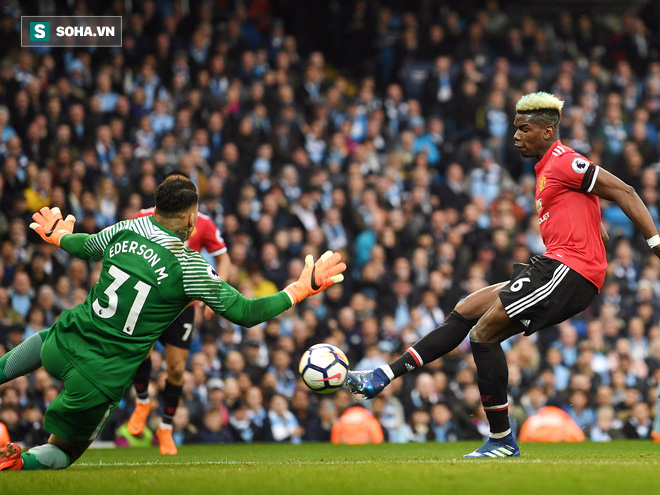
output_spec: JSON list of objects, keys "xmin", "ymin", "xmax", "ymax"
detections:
[{"xmin": 1, "ymin": 0, "xmax": 660, "ymax": 447}]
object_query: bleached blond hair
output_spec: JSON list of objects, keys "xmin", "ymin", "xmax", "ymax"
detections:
[
  {"xmin": 516, "ymin": 92, "xmax": 564, "ymax": 128},
  {"xmin": 516, "ymin": 92, "xmax": 564, "ymax": 114}
]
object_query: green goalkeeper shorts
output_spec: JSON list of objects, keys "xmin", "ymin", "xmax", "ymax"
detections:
[{"xmin": 40, "ymin": 336, "xmax": 119, "ymax": 442}]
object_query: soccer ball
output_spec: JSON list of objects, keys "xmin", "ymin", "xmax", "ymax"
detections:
[{"xmin": 299, "ymin": 344, "xmax": 349, "ymax": 394}]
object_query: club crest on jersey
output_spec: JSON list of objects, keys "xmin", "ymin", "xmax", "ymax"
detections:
[
  {"xmin": 571, "ymin": 157, "xmax": 589, "ymax": 174},
  {"xmin": 207, "ymin": 265, "xmax": 221, "ymax": 281},
  {"xmin": 539, "ymin": 176, "xmax": 546, "ymax": 191}
]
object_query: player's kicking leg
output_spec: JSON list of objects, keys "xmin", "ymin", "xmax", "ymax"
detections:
[
  {"xmin": 464, "ymin": 257, "xmax": 596, "ymax": 458},
  {"xmin": 346, "ymin": 283, "xmax": 506, "ymax": 398}
]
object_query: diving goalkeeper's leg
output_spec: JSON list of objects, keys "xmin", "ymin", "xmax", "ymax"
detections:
[
  {"xmin": 1, "ymin": 434, "xmax": 94, "ymax": 471},
  {"xmin": 347, "ymin": 283, "xmax": 506, "ymax": 399},
  {"xmin": 0, "ymin": 329, "xmax": 49, "ymax": 384},
  {"xmin": 8, "ymin": 338, "xmax": 123, "ymax": 471}
]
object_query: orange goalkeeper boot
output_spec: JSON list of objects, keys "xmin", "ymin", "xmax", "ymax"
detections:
[
  {"xmin": 127, "ymin": 400, "xmax": 152, "ymax": 436},
  {"xmin": 0, "ymin": 443, "xmax": 23, "ymax": 471},
  {"xmin": 156, "ymin": 427, "xmax": 177, "ymax": 455}
]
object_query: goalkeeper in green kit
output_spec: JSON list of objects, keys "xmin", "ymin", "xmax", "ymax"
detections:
[{"xmin": 0, "ymin": 176, "xmax": 346, "ymax": 471}]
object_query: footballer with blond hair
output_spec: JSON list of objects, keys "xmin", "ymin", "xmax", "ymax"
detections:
[{"xmin": 348, "ymin": 92, "xmax": 660, "ymax": 457}]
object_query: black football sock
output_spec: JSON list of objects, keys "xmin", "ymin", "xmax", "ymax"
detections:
[
  {"xmin": 133, "ymin": 358, "xmax": 151, "ymax": 401},
  {"xmin": 388, "ymin": 311, "xmax": 478, "ymax": 378},
  {"xmin": 471, "ymin": 341, "xmax": 511, "ymax": 436},
  {"xmin": 161, "ymin": 380, "xmax": 183, "ymax": 427}
]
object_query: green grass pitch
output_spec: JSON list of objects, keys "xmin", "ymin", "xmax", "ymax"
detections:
[{"xmin": 4, "ymin": 441, "xmax": 659, "ymax": 495}]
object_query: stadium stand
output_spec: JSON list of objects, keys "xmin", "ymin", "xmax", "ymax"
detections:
[{"xmin": 1, "ymin": 0, "xmax": 660, "ymax": 446}]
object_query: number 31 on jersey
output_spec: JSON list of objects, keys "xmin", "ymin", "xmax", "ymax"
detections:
[{"xmin": 92, "ymin": 265, "xmax": 152, "ymax": 335}]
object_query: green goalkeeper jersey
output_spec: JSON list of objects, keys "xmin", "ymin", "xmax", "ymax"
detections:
[{"xmin": 53, "ymin": 215, "xmax": 291, "ymax": 401}]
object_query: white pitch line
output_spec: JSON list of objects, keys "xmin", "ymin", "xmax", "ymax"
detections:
[{"xmin": 75, "ymin": 458, "xmax": 660, "ymax": 468}]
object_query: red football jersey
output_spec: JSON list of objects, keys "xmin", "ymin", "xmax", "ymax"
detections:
[
  {"xmin": 133, "ymin": 208, "xmax": 227, "ymax": 256},
  {"xmin": 534, "ymin": 140, "xmax": 606, "ymax": 291}
]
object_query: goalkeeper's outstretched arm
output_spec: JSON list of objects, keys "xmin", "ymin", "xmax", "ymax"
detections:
[
  {"xmin": 30, "ymin": 205, "xmax": 100, "ymax": 260},
  {"xmin": 29, "ymin": 207, "xmax": 76, "ymax": 248},
  {"xmin": 220, "ymin": 286, "xmax": 293, "ymax": 328},
  {"xmin": 59, "ymin": 233, "xmax": 97, "ymax": 260},
  {"xmin": 189, "ymin": 251, "xmax": 346, "ymax": 327},
  {"xmin": 30, "ymin": 207, "xmax": 133, "ymax": 262}
]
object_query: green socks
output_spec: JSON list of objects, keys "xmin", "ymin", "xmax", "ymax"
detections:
[
  {"xmin": 0, "ymin": 329, "xmax": 49, "ymax": 383},
  {"xmin": 21, "ymin": 444, "xmax": 71, "ymax": 470}
]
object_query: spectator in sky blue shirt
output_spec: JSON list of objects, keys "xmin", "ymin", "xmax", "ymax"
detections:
[
  {"xmin": 564, "ymin": 390, "xmax": 596, "ymax": 430},
  {"xmin": 267, "ymin": 349, "xmax": 297, "ymax": 399},
  {"xmin": 9, "ymin": 272, "xmax": 34, "ymax": 319},
  {"xmin": 412, "ymin": 116, "xmax": 441, "ymax": 166},
  {"xmin": 94, "ymin": 74, "xmax": 119, "ymax": 114},
  {"xmin": 0, "ymin": 105, "xmax": 17, "ymax": 143},
  {"xmin": 150, "ymin": 99, "xmax": 175, "ymax": 137}
]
